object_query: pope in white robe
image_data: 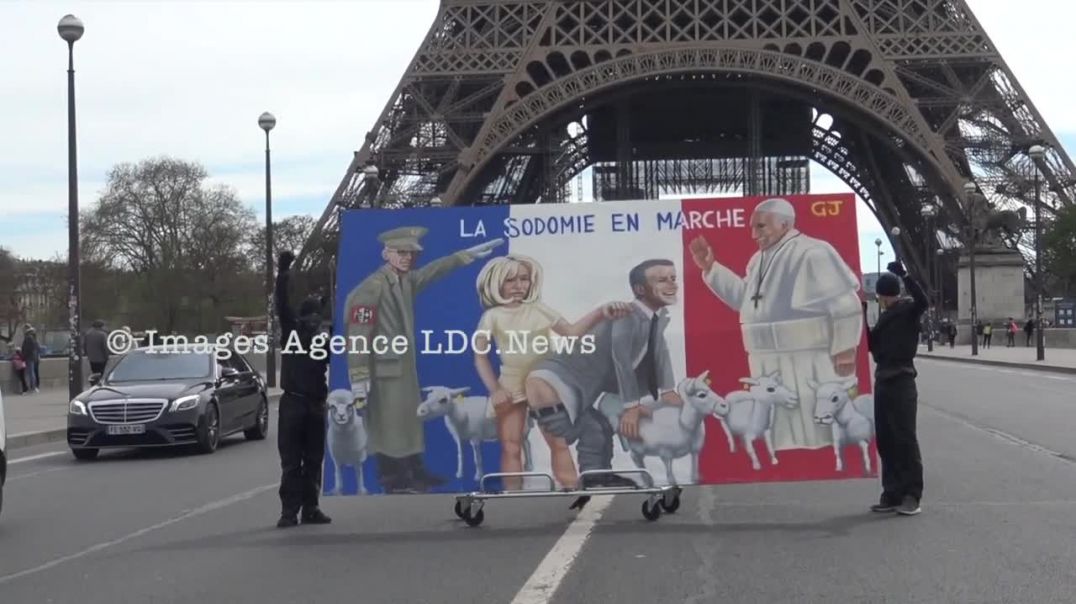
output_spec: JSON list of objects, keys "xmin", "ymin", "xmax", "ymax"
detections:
[{"xmin": 689, "ymin": 198, "xmax": 863, "ymax": 451}]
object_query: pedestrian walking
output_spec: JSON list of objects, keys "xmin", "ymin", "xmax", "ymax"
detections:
[
  {"xmin": 84, "ymin": 320, "xmax": 110, "ymax": 376},
  {"xmin": 273, "ymin": 250, "xmax": 332, "ymax": 529},
  {"xmin": 865, "ymin": 261, "xmax": 927, "ymax": 516},
  {"xmin": 982, "ymin": 323, "xmax": 992, "ymax": 348},
  {"xmin": 1025, "ymin": 319, "xmax": 1034, "ymax": 347},
  {"xmin": 1005, "ymin": 318, "xmax": 1017, "ymax": 347},
  {"xmin": 21, "ymin": 325, "xmax": 40, "ymax": 393}
]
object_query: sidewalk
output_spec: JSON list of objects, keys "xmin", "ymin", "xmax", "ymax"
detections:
[
  {"xmin": 3, "ymin": 386, "xmax": 72, "ymax": 449},
  {"xmin": 2, "ymin": 378, "xmax": 284, "ymax": 452},
  {"xmin": 918, "ymin": 343, "xmax": 1076, "ymax": 373}
]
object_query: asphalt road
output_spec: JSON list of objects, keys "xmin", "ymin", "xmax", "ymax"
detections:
[{"xmin": 1, "ymin": 358, "xmax": 1075, "ymax": 603}]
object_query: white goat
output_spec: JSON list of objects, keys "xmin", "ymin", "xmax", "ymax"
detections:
[
  {"xmin": 714, "ymin": 372, "xmax": 799, "ymax": 470},
  {"xmin": 326, "ymin": 389, "xmax": 368, "ymax": 495},
  {"xmin": 810, "ymin": 377, "xmax": 875, "ymax": 474},
  {"xmin": 596, "ymin": 370, "xmax": 728, "ymax": 486},
  {"xmin": 416, "ymin": 386, "xmax": 534, "ymax": 482}
]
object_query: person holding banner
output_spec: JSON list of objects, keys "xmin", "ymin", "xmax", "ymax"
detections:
[
  {"xmin": 345, "ymin": 226, "xmax": 504, "ymax": 494},
  {"xmin": 472, "ymin": 254, "xmax": 632, "ymax": 490},
  {"xmin": 867, "ymin": 261, "xmax": 927, "ymax": 516},
  {"xmin": 689, "ymin": 197, "xmax": 862, "ymax": 452},
  {"xmin": 274, "ymin": 250, "xmax": 332, "ymax": 528}
]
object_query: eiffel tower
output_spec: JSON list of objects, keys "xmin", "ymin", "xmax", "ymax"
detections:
[{"xmin": 296, "ymin": 0, "xmax": 1075, "ymax": 297}]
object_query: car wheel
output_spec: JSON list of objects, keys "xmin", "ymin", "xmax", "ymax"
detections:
[
  {"xmin": 72, "ymin": 448, "xmax": 99, "ymax": 461},
  {"xmin": 244, "ymin": 397, "xmax": 269, "ymax": 441},
  {"xmin": 196, "ymin": 404, "xmax": 220, "ymax": 454}
]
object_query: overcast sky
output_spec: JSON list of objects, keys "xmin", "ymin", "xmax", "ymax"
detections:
[{"xmin": 1, "ymin": 0, "xmax": 1073, "ymax": 275}]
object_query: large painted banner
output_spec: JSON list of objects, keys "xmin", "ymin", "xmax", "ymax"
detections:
[{"xmin": 324, "ymin": 193, "xmax": 876, "ymax": 496}]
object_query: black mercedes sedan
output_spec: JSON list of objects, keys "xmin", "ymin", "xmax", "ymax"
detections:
[{"xmin": 67, "ymin": 345, "xmax": 270, "ymax": 460}]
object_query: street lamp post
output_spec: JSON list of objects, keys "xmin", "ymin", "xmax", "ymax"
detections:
[
  {"xmin": 964, "ymin": 182, "xmax": 980, "ymax": 356},
  {"xmin": 259, "ymin": 112, "xmax": 277, "ymax": 388},
  {"xmin": 1029, "ymin": 144, "xmax": 1047, "ymax": 361},
  {"xmin": 875, "ymin": 238, "xmax": 883, "ymax": 275},
  {"xmin": 921, "ymin": 204, "xmax": 937, "ymax": 351},
  {"xmin": 58, "ymin": 14, "xmax": 84, "ymax": 400},
  {"xmin": 936, "ymin": 248, "xmax": 944, "ymax": 320}
]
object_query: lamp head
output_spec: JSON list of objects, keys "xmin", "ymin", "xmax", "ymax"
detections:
[
  {"xmin": 1029, "ymin": 144, "xmax": 1047, "ymax": 160},
  {"xmin": 874, "ymin": 238, "xmax": 882, "ymax": 247},
  {"xmin": 963, "ymin": 182, "xmax": 978, "ymax": 195},
  {"xmin": 362, "ymin": 164, "xmax": 379, "ymax": 180},
  {"xmin": 58, "ymin": 14, "xmax": 84, "ymax": 43},
  {"xmin": 890, "ymin": 227, "xmax": 902, "ymax": 236},
  {"xmin": 258, "ymin": 112, "xmax": 276, "ymax": 132},
  {"xmin": 921, "ymin": 204, "xmax": 937, "ymax": 217},
  {"xmin": 430, "ymin": 196, "xmax": 442, "ymax": 207}
]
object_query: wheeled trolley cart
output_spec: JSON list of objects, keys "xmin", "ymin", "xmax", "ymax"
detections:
[{"xmin": 452, "ymin": 469, "xmax": 683, "ymax": 527}]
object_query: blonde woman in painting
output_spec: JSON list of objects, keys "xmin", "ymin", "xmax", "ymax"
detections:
[{"xmin": 473, "ymin": 254, "xmax": 631, "ymax": 490}]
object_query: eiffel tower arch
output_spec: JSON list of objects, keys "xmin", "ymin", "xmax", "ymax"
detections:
[{"xmin": 296, "ymin": 0, "xmax": 1076, "ymax": 301}]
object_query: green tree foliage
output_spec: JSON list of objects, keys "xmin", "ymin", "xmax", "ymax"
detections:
[{"xmin": 1041, "ymin": 205, "xmax": 1076, "ymax": 296}]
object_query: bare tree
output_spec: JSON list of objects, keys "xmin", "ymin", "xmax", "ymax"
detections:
[
  {"xmin": 247, "ymin": 214, "xmax": 317, "ymax": 274},
  {"xmin": 82, "ymin": 156, "xmax": 261, "ymax": 333},
  {"xmin": 0, "ymin": 247, "xmax": 24, "ymax": 341}
]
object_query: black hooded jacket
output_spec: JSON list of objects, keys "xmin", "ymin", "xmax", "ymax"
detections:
[
  {"xmin": 275, "ymin": 267, "xmax": 329, "ymax": 401},
  {"xmin": 866, "ymin": 273, "xmax": 928, "ymax": 382}
]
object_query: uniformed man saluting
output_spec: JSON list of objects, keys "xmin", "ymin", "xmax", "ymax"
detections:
[{"xmin": 345, "ymin": 226, "xmax": 504, "ymax": 493}]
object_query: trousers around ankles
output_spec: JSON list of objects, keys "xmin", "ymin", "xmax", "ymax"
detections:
[
  {"xmin": 278, "ymin": 392, "xmax": 327, "ymax": 516},
  {"xmin": 873, "ymin": 374, "xmax": 924, "ymax": 503}
]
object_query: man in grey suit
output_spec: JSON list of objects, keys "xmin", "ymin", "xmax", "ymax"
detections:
[{"xmin": 525, "ymin": 259, "xmax": 682, "ymax": 491}]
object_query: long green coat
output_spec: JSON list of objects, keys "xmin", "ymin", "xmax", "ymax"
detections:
[{"xmin": 345, "ymin": 252, "xmax": 471, "ymax": 457}]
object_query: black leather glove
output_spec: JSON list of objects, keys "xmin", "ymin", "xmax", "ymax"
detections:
[
  {"xmin": 278, "ymin": 251, "xmax": 295, "ymax": 272},
  {"xmin": 887, "ymin": 261, "xmax": 907, "ymax": 277}
]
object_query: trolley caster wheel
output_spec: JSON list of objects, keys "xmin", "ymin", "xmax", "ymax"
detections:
[
  {"xmin": 462, "ymin": 506, "xmax": 485, "ymax": 527},
  {"xmin": 660, "ymin": 492, "xmax": 681, "ymax": 514},
  {"xmin": 454, "ymin": 500, "xmax": 466, "ymax": 519},
  {"xmin": 641, "ymin": 499, "xmax": 662, "ymax": 522}
]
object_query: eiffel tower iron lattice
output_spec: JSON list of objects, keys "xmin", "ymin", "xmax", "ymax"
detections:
[{"xmin": 295, "ymin": 0, "xmax": 1075, "ymax": 302}]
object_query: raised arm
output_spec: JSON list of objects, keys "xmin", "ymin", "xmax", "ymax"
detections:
[
  {"xmin": 903, "ymin": 273, "xmax": 928, "ymax": 315},
  {"xmin": 888, "ymin": 261, "xmax": 927, "ymax": 316},
  {"xmin": 275, "ymin": 251, "xmax": 297, "ymax": 338}
]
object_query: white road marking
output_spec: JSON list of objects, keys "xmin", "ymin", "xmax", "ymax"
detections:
[
  {"xmin": 8, "ymin": 451, "xmax": 66, "ymax": 465},
  {"xmin": 0, "ymin": 483, "xmax": 277, "ymax": 586},
  {"xmin": 509, "ymin": 495, "xmax": 614, "ymax": 604},
  {"xmin": 921, "ymin": 404, "xmax": 1071, "ymax": 463},
  {"xmin": 7, "ymin": 467, "xmax": 69, "ymax": 482}
]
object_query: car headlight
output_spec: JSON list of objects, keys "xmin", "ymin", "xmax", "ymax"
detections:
[
  {"xmin": 69, "ymin": 400, "xmax": 87, "ymax": 416},
  {"xmin": 170, "ymin": 395, "xmax": 200, "ymax": 412}
]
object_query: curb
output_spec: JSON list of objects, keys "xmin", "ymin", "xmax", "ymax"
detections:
[
  {"xmin": 919, "ymin": 353, "xmax": 1076, "ymax": 375},
  {"xmin": 5, "ymin": 392, "xmax": 285, "ymax": 452},
  {"xmin": 8, "ymin": 428, "xmax": 69, "ymax": 451}
]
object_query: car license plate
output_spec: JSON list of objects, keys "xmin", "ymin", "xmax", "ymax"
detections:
[{"xmin": 107, "ymin": 424, "xmax": 145, "ymax": 435}]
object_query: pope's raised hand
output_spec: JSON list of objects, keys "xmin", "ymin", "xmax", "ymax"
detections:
[
  {"xmin": 464, "ymin": 237, "xmax": 505, "ymax": 259},
  {"xmin": 689, "ymin": 236, "xmax": 715, "ymax": 271}
]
